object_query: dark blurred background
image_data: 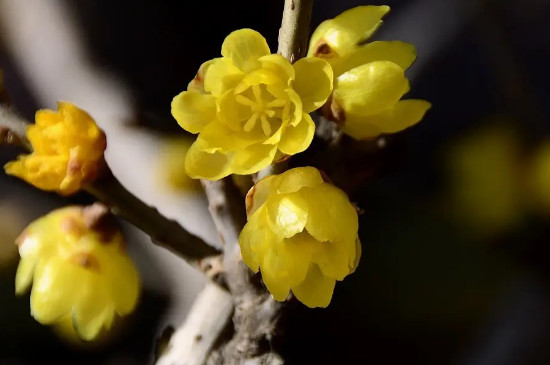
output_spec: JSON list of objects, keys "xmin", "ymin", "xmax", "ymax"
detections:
[{"xmin": 1, "ymin": 0, "xmax": 550, "ymax": 364}]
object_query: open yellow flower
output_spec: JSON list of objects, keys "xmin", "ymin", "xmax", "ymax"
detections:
[
  {"xmin": 172, "ymin": 29, "xmax": 333, "ymax": 180},
  {"xmin": 15, "ymin": 205, "xmax": 140, "ymax": 341},
  {"xmin": 4, "ymin": 102, "xmax": 106, "ymax": 195},
  {"xmin": 308, "ymin": 6, "xmax": 431, "ymax": 140},
  {"xmin": 239, "ymin": 167, "xmax": 361, "ymax": 308}
]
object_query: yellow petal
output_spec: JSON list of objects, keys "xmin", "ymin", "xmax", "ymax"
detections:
[
  {"xmin": 342, "ymin": 113, "xmax": 382, "ymax": 140},
  {"xmin": 171, "ymin": 91, "xmax": 216, "ymax": 134},
  {"xmin": 247, "ymin": 175, "xmax": 276, "ymax": 216},
  {"xmin": 292, "ymin": 57, "xmax": 333, "ymax": 113},
  {"xmin": 72, "ymin": 276, "xmax": 112, "ymax": 341},
  {"xmin": 239, "ymin": 208, "xmax": 273, "ymax": 272},
  {"xmin": 204, "ymin": 58, "xmax": 244, "ymax": 97},
  {"xmin": 313, "ymin": 238, "xmax": 355, "ymax": 281},
  {"xmin": 350, "ymin": 238, "xmax": 362, "ymax": 273},
  {"xmin": 30, "ymin": 259, "xmax": 78, "ymax": 324},
  {"xmin": 184, "ymin": 138, "xmax": 232, "ymax": 180},
  {"xmin": 107, "ymin": 256, "xmax": 140, "ymax": 315},
  {"xmin": 291, "ymin": 264, "xmax": 335, "ymax": 308},
  {"xmin": 302, "ymin": 183, "xmax": 358, "ymax": 242},
  {"xmin": 375, "ymin": 99, "xmax": 431, "ymax": 133},
  {"xmin": 221, "ymin": 29, "xmax": 270, "ymax": 73},
  {"xmin": 343, "ymin": 99, "xmax": 431, "ymax": 139},
  {"xmin": 334, "ymin": 61, "xmax": 409, "ymax": 116},
  {"xmin": 200, "ymin": 121, "xmax": 262, "ymax": 152},
  {"xmin": 277, "ymin": 113, "xmax": 315, "ymax": 155},
  {"xmin": 308, "ymin": 19, "xmax": 335, "ymax": 57},
  {"xmin": 274, "ymin": 166, "xmax": 324, "ymax": 194},
  {"xmin": 188, "ymin": 59, "xmax": 215, "ymax": 92},
  {"xmin": 261, "ymin": 246, "xmax": 291, "ymax": 301},
  {"xmin": 15, "ymin": 256, "xmax": 37, "ymax": 295},
  {"xmin": 331, "ymin": 41, "xmax": 417, "ymax": 77},
  {"xmin": 259, "ymin": 54, "xmax": 295, "ymax": 82},
  {"xmin": 266, "ymin": 193, "xmax": 309, "ymax": 238},
  {"xmin": 217, "ymin": 90, "xmax": 253, "ymax": 132},
  {"xmin": 280, "ymin": 232, "xmax": 318, "ymax": 286},
  {"xmin": 324, "ymin": 5, "xmax": 391, "ymax": 55},
  {"xmin": 230, "ymin": 143, "xmax": 277, "ymax": 175}
]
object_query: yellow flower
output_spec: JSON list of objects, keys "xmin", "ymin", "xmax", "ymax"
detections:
[
  {"xmin": 308, "ymin": 6, "xmax": 431, "ymax": 140},
  {"xmin": 157, "ymin": 136, "xmax": 201, "ymax": 192},
  {"xmin": 239, "ymin": 167, "xmax": 361, "ymax": 308},
  {"xmin": 172, "ymin": 29, "xmax": 333, "ymax": 180},
  {"xmin": 4, "ymin": 102, "xmax": 106, "ymax": 195},
  {"xmin": 15, "ymin": 205, "xmax": 140, "ymax": 341}
]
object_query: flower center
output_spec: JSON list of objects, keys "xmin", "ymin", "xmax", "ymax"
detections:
[{"xmin": 235, "ymin": 84, "xmax": 287, "ymax": 136}]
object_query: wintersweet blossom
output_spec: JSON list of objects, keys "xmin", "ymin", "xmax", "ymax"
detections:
[
  {"xmin": 239, "ymin": 167, "xmax": 361, "ymax": 308},
  {"xmin": 172, "ymin": 29, "xmax": 333, "ymax": 180},
  {"xmin": 15, "ymin": 205, "xmax": 139, "ymax": 341},
  {"xmin": 308, "ymin": 6, "xmax": 431, "ymax": 139},
  {"xmin": 4, "ymin": 102, "xmax": 106, "ymax": 195}
]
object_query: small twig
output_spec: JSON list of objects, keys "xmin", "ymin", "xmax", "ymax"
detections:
[
  {"xmin": 87, "ymin": 169, "xmax": 221, "ymax": 268},
  {"xmin": 0, "ymin": 105, "xmax": 32, "ymax": 150},
  {"xmin": 155, "ymin": 281, "xmax": 234, "ymax": 365},
  {"xmin": 0, "ymin": 104, "xmax": 221, "ymax": 273},
  {"xmin": 277, "ymin": 0, "xmax": 314, "ymax": 62}
]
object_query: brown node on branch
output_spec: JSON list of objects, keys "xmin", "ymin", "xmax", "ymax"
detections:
[{"xmin": 82, "ymin": 202, "xmax": 119, "ymax": 243}]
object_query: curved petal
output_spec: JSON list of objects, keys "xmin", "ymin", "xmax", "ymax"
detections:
[
  {"xmin": 200, "ymin": 121, "xmax": 263, "ymax": 152},
  {"xmin": 334, "ymin": 61, "xmax": 409, "ymax": 116},
  {"xmin": 286, "ymin": 89, "xmax": 303, "ymax": 127},
  {"xmin": 342, "ymin": 112, "xmax": 383, "ymax": 140},
  {"xmin": 30, "ymin": 259, "xmax": 79, "ymax": 324},
  {"xmin": 15, "ymin": 256, "xmax": 38, "ymax": 295},
  {"xmin": 266, "ymin": 192, "xmax": 309, "ymax": 238},
  {"xmin": 204, "ymin": 58, "xmax": 244, "ymax": 97},
  {"xmin": 324, "ymin": 5, "xmax": 391, "ymax": 55},
  {"xmin": 239, "ymin": 208, "xmax": 273, "ymax": 272},
  {"xmin": 188, "ymin": 59, "xmax": 215, "ymax": 92},
  {"xmin": 72, "ymin": 276, "xmax": 112, "ymax": 341},
  {"xmin": 274, "ymin": 166, "xmax": 324, "ymax": 194},
  {"xmin": 261, "ymin": 246, "xmax": 291, "ymax": 301},
  {"xmin": 374, "ymin": 99, "xmax": 431, "ymax": 133},
  {"xmin": 221, "ymin": 29, "xmax": 271, "ymax": 73},
  {"xmin": 308, "ymin": 19, "xmax": 335, "ymax": 57},
  {"xmin": 217, "ymin": 90, "xmax": 253, "ymax": 132},
  {"xmin": 259, "ymin": 54, "xmax": 295, "ymax": 83},
  {"xmin": 171, "ymin": 91, "xmax": 216, "ymax": 134},
  {"xmin": 280, "ymin": 232, "xmax": 319, "ymax": 286},
  {"xmin": 313, "ymin": 238, "xmax": 356, "ymax": 281},
  {"xmin": 302, "ymin": 183, "xmax": 358, "ymax": 242},
  {"xmin": 246, "ymin": 175, "xmax": 276, "ymax": 216},
  {"xmin": 292, "ymin": 57, "xmax": 333, "ymax": 113},
  {"xmin": 278, "ymin": 113, "xmax": 315, "ymax": 155},
  {"xmin": 107, "ymin": 256, "xmax": 140, "ymax": 315},
  {"xmin": 230, "ymin": 143, "xmax": 277, "ymax": 175},
  {"xmin": 331, "ymin": 41, "xmax": 417, "ymax": 77},
  {"xmin": 184, "ymin": 139, "xmax": 231, "ymax": 180},
  {"xmin": 291, "ymin": 264, "xmax": 335, "ymax": 308}
]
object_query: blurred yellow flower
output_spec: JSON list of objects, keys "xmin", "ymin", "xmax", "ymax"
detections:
[
  {"xmin": 172, "ymin": 29, "xmax": 333, "ymax": 180},
  {"xmin": 239, "ymin": 167, "xmax": 360, "ymax": 308},
  {"xmin": 308, "ymin": 6, "xmax": 431, "ymax": 140},
  {"xmin": 157, "ymin": 136, "xmax": 201, "ymax": 192},
  {"xmin": 4, "ymin": 102, "xmax": 106, "ymax": 195},
  {"xmin": 528, "ymin": 140, "xmax": 550, "ymax": 215},
  {"xmin": 15, "ymin": 205, "xmax": 140, "ymax": 341}
]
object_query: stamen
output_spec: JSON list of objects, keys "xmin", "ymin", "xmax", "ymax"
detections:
[
  {"xmin": 235, "ymin": 95, "xmax": 255, "ymax": 107},
  {"xmin": 243, "ymin": 113, "xmax": 258, "ymax": 132},
  {"xmin": 260, "ymin": 114, "xmax": 272, "ymax": 136},
  {"xmin": 267, "ymin": 99, "xmax": 287, "ymax": 108},
  {"xmin": 265, "ymin": 110, "xmax": 276, "ymax": 117},
  {"xmin": 252, "ymin": 84, "xmax": 262, "ymax": 101}
]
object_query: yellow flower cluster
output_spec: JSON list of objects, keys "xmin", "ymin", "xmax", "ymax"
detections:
[
  {"xmin": 239, "ymin": 167, "xmax": 361, "ymax": 308},
  {"xmin": 4, "ymin": 102, "xmax": 106, "ymax": 195},
  {"xmin": 308, "ymin": 6, "xmax": 431, "ymax": 140},
  {"xmin": 15, "ymin": 205, "xmax": 139, "ymax": 341},
  {"xmin": 171, "ymin": 29, "xmax": 333, "ymax": 180}
]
